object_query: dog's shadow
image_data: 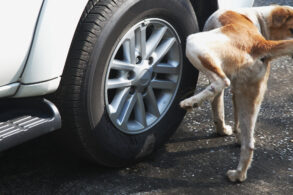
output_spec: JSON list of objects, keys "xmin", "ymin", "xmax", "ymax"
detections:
[{"xmin": 148, "ymin": 131, "xmax": 239, "ymax": 169}]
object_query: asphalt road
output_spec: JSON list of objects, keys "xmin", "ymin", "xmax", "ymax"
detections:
[{"xmin": 0, "ymin": 0, "xmax": 292, "ymax": 194}]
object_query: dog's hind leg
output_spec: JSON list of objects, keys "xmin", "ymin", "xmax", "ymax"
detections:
[
  {"xmin": 211, "ymin": 90, "xmax": 233, "ymax": 136},
  {"xmin": 227, "ymin": 95, "xmax": 257, "ymax": 182},
  {"xmin": 232, "ymin": 92, "xmax": 241, "ymax": 144},
  {"xmin": 180, "ymin": 53, "xmax": 230, "ymax": 110},
  {"xmin": 180, "ymin": 73, "xmax": 230, "ymax": 110},
  {"xmin": 227, "ymin": 65, "xmax": 269, "ymax": 182}
]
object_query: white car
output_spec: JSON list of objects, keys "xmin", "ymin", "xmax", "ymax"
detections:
[{"xmin": 0, "ymin": 0, "xmax": 253, "ymax": 166}]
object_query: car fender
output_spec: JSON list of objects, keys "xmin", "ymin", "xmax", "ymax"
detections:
[
  {"xmin": 0, "ymin": 0, "xmax": 43, "ymax": 87},
  {"xmin": 18, "ymin": 0, "xmax": 88, "ymax": 89}
]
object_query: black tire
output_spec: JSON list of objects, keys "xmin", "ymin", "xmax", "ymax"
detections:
[{"xmin": 55, "ymin": 0, "xmax": 199, "ymax": 167}]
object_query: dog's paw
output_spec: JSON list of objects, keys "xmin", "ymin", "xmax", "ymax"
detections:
[
  {"xmin": 227, "ymin": 170, "xmax": 247, "ymax": 182},
  {"xmin": 179, "ymin": 100, "xmax": 195, "ymax": 111},
  {"xmin": 217, "ymin": 125, "xmax": 233, "ymax": 136}
]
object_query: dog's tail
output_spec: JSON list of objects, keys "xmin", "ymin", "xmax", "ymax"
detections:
[{"xmin": 255, "ymin": 39, "xmax": 293, "ymax": 59}]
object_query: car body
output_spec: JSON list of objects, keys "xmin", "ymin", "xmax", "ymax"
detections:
[{"xmin": 0, "ymin": 0, "xmax": 254, "ymax": 166}]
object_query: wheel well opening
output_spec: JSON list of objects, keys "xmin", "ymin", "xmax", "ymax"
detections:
[{"xmin": 190, "ymin": 0, "xmax": 218, "ymax": 31}]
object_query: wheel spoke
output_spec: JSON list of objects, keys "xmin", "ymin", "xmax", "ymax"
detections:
[
  {"xmin": 151, "ymin": 79, "xmax": 176, "ymax": 90},
  {"xmin": 111, "ymin": 60, "xmax": 135, "ymax": 71},
  {"xmin": 136, "ymin": 25, "xmax": 147, "ymax": 59},
  {"xmin": 123, "ymin": 31, "xmax": 136, "ymax": 64},
  {"xmin": 145, "ymin": 26, "xmax": 167, "ymax": 59},
  {"xmin": 109, "ymin": 87, "xmax": 130, "ymax": 116},
  {"xmin": 145, "ymin": 86, "xmax": 160, "ymax": 117},
  {"xmin": 153, "ymin": 38, "xmax": 176, "ymax": 65},
  {"xmin": 119, "ymin": 92, "xmax": 137, "ymax": 127},
  {"xmin": 153, "ymin": 63, "xmax": 179, "ymax": 74},
  {"xmin": 107, "ymin": 79, "xmax": 132, "ymax": 89},
  {"xmin": 135, "ymin": 92, "xmax": 147, "ymax": 127}
]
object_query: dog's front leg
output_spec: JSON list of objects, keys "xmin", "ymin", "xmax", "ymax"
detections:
[{"xmin": 211, "ymin": 90, "xmax": 233, "ymax": 136}]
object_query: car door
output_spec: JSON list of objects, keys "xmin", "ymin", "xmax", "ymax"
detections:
[{"xmin": 0, "ymin": 0, "xmax": 43, "ymax": 87}]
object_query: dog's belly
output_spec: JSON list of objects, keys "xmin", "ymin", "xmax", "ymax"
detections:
[{"xmin": 231, "ymin": 59, "xmax": 270, "ymax": 95}]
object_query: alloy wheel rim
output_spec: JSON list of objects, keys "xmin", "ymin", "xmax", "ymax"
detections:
[{"xmin": 105, "ymin": 18, "xmax": 182, "ymax": 134}]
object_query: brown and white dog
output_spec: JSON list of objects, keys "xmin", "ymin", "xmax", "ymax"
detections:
[{"xmin": 180, "ymin": 5, "xmax": 293, "ymax": 182}]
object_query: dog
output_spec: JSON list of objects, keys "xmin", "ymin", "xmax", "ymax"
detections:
[{"xmin": 180, "ymin": 5, "xmax": 293, "ymax": 182}]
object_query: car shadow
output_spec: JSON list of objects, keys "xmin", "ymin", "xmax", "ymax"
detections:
[{"xmin": 0, "ymin": 129, "xmax": 290, "ymax": 194}]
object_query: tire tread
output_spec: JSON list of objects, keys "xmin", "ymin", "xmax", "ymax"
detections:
[{"xmin": 53, "ymin": 0, "xmax": 123, "ymax": 165}]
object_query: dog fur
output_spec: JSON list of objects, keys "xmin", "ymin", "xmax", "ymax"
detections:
[{"xmin": 180, "ymin": 5, "xmax": 293, "ymax": 182}]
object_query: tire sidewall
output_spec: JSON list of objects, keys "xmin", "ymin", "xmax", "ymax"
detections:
[{"xmin": 82, "ymin": 0, "xmax": 199, "ymax": 166}]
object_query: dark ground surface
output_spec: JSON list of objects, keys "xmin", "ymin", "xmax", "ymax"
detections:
[{"xmin": 0, "ymin": 0, "xmax": 292, "ymax": 194}]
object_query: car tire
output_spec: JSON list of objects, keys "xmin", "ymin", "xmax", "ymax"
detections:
[{"xmin": 55, "ymin": 0, "xmax": 199, "ymax": 167}]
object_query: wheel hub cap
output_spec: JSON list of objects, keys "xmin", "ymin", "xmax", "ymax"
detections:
[{"xmin": 134, "ymin": 63, "xmax": 153, "ymax": 88}]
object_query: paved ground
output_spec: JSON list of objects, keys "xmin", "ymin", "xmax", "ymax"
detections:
[{"xmin": 0, "ymin": 0, "xmax": 292, "ymax": 194}]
